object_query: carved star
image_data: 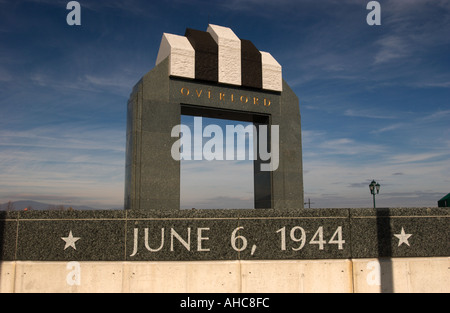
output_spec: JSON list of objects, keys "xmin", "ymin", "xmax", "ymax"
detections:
[
  {"xmin": 61, "ymin": 231, "xmax": 81, "ymax": 250},
  {"xmin": 394, "ymin": 227, "xmax": 412, "ymax": 247}
]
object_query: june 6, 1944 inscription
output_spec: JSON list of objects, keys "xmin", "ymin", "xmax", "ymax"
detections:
[{"xmin": 1, "ymin": 207, "xmax": 448, "ymax": 262}]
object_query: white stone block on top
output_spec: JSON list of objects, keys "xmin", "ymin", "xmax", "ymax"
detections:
[
  {"xmin": 156, "ymin": 33, "xmax": 195, "ymax": 79},
  {"xmin": 207, "ymin": 24, "xmax": 241, "ymax": 86},
  {"xmin": 261, "ymin": 51, "xmax": 282, "ymax": 92}
]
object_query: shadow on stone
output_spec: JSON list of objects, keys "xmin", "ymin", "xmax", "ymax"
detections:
[
  {"xmin": 0, "ymin": 211, "xmax": 4, "ymax": 277},
  {"xmin": 376, "ymin": 208, "xmax": 394, "ymax": 293}
]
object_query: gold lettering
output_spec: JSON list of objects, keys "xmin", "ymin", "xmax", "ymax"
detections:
[
  {"xmin": 181, "ymin": 87, "xmax": 190, "ymax": 96},
  {"xmin": 182, "ymin": 87, "xmax": 272, "ymax": 108}
]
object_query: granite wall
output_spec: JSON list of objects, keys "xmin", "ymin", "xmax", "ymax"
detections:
[{"xmin": 0, "ymin": 207, "xmax": 447, "ymax": 262}]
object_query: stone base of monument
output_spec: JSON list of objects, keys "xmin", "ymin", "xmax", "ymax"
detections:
[
  {"xmin": 0, "ymin": 258, "xmax": 448, "ymax": 293},
  {"xmin": 0, "ymin": 207, "xmax": 448, "ymax": 293}
]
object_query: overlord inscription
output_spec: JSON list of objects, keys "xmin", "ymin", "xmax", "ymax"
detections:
[{"xmin": 180, "ymin": 87, "xmax": 273, "ymax": 107}]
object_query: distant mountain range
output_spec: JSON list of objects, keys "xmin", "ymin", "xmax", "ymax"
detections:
[{"xmin": 0, "ymin": 200, "xmax": 101, "ymax": 211}]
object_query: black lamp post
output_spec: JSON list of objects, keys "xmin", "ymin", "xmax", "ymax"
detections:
[{"xmin": 369, "ymin": 180, "xmax": 380, "ymax": 209}]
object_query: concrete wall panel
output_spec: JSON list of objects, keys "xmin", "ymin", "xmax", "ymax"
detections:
[{"xmin": 2, "ymin": 258, "xmax": 447, "ymax": 293}]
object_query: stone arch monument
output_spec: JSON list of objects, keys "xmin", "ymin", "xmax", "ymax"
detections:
[{"xmin": 125, "ymin": 24, "xmax": 304, "ymax": 210}]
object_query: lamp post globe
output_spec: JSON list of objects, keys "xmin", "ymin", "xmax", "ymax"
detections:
[{"xmin": 369, "ymin": 180, "xmax": 380, "ymax": 209}]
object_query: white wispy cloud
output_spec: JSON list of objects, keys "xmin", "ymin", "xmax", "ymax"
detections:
[
  {"xmin": 371, "ymin": 0, "xmax": 450, "ymax": 66},
  {"xmin": 416, "ymin": 81, "xmax": 450, "ymax": 88},
  {"xmin": 84, "ymin": 74, "xmax": 138, "ymax": 94},
  {"xmin": 0, "ymin": 126, "xmax": 125, "ymax": 153},
  {"xmin": 419, "ymin": 109, "xmax": 450, "ymax": 122},
  {"xmin": 370, "ymin": 123, "xmax": 405, "ymax": 134},
  {"xmin": 373, "ymin": 35, "xmax": 409, "ymax": 65},
  {"xmin": 24, "ymin": 68, "xmax": 139, "ymax": 96},
  {"xmin": 0, "ymin": 125, "xmax": 125, "ymax": 208},
  {"xmin": 319, "ymin": 138, "xmax": 386, "ymax": 156},
  {"xmin": 344, "ymin": 109, "xmax": 397, "ymax": 120},
  {"xmin": 387, "ymin": 153, "xmax": 446, "ymax": 164},
  {"xmin": 303, "ymin": 130, "xmax": 387, "ymax": 158}
]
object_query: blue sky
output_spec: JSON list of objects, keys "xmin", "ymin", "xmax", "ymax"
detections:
[
  {"xmin": 0, "ymin": 0, "xmax": 449, "ymax": 209},
  {"xmin": 180, "ymin": 116, "xmax": 255, "ymax": 209}
]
